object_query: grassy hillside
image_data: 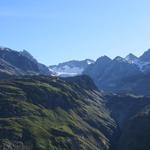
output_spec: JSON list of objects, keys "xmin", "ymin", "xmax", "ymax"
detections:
[{"xmin": 0, "ymin": 75, "xmax": 116, "ymax": 150}]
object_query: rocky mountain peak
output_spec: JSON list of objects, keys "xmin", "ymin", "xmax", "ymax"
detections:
[
  {"xmin": 125, "ymin": 53, "xmax": 138, "ymax": 61},
  {"xmin": 113, "ymin": 56, "xmax": 126, "ymax": 62},
  {"xmin": 20, "ymin": 49, "xmax": 37, "ymax": 63},
  {"xmin": 96, "ymin": 56, "xmax": 111, "ymax": 64},
  {"xmin": 140, "ymin": 49, "xmax": 150, "ymax": 62}
]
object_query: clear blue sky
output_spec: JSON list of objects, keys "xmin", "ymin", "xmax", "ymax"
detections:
[{"xmin": 0, "ymin": 0, "xmax": 150, "ymax": 65}]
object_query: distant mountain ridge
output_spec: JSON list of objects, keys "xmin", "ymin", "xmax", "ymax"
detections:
[
  {"xmin": 83, "ymin": 49, "xmax": 150, "ymax": 95},
  {"xmin": 48, "ymin": 49, "xmax": 150, "ymax": 95},
  {"xmin": 49, "ymin": 49, "xmax": 150, "ymax": 77}
]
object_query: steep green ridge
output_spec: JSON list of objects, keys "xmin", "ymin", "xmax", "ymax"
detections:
[
  {"xmin": 104, "ymin": 93, "xmax": 150, "ymax": 150},
  {"xmin": 0, "ymin": 75, "xmax": 116, "ymax": 150},
  {"xmin": 1, "ymin": 75, "xmax": 150, "ymax": 150},
  {"xmin": 117, "ymin": 105, "xmax": 150, "ymax": 150}
]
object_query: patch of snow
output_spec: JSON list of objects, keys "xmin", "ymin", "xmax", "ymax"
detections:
[
  {"xmin": 49, "ymin": 65, "xmax": 84, "ymax": 77},
  {"xmin": 86, "ymin": 60, "xmax": 94, "ymax": 65},
  {"xmin": 125, "ymin": 54, "xmax": 150, "ymax": 71},
  {"xmin": 56, "ymin": 72, "xmax": 80, "ymax": 77}
]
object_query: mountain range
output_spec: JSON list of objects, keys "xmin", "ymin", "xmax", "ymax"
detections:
[
  {"xmin": 84, "ymin": 49, "xmax": 150, "ymax": 95},
  {"xmin": 49, "ymin": 49, "xmax": 150, "ymax": 95},
  {"xmin": 1, "ymin": 46, "xmax": 150, "ymax": 96},
  {"xmin": 49, "ymin": 49, "xmax": 150, "ymax": 76},
  {"xmin": 0, "ymin": 46, "xmax": 150, "ymax": 150}
]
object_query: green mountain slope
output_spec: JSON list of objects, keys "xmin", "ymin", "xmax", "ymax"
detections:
[{"xmin": 0, "ymin": 75, "xmax": 116, "ymax": 150}]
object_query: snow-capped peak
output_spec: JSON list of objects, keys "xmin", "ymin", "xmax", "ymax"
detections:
[
  {"xmin": 49, "ymin": 59, "xmax": 94, "ymax": 77},
  {"xmin": 125, "ymin": 53, "xmax": 150, "ymax": 72}
]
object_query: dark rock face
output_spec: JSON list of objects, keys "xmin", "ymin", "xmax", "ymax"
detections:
[
  {"xmin": 0, "ymin": 47, "xmax": 51, "ymax": 77},
  {"xmin": 84, "ymin": 56, "xmax": 141, "ymax": 93},
  {"xmin": 84, "ymin": 56, "xmax": 112, "ymax": 81},
  {"xmin": 0, "ymin": 48, "xmax": 39, "ymax": 72},
  {"xmin": 84, "ymin": 50, "xmax": 150, "ymax": 95}
]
